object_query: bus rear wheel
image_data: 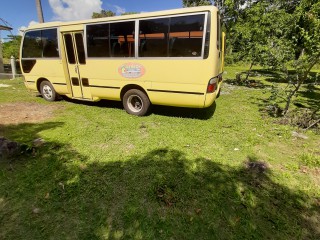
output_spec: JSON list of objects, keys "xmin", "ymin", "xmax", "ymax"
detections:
[
  {"xmin": 40, "ymin": 80, "xmax": 58, "ymax": 102},
  {"xmin": 123, "ymin": 89, "xmax": 150, "ymax": 116}
]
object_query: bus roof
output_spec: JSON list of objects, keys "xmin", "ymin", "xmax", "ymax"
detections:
[{"xmin": 25, "ymin": 6, "xmax": 218, "ymax": 30}]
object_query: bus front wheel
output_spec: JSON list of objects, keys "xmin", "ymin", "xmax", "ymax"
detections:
[
  {"xmin": 40, "ymin": 80, "xmax": 58, "ymax": 102},
  {"xmin": 123, "ymin": 89, "xmax": 150, "ymax": 116}
]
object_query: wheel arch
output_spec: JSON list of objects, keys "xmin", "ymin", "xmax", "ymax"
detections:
[
  {"xmin": 120, "ymin": 84, "xmax": 149, "ymax": 101},
  {"xmin": 36, "ymin": 77, "xmax": 50, "ymax": 93}
]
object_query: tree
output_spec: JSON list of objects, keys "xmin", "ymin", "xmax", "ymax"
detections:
[
  {"xmin": 281, "ymin": 0, "xmax": 320, "ymax": 114},
  {"xmin": 92, "ymin": 10, "xmax": 115, "ymax": 19},
  {"xmin": 182, "ymin": 0, "xmax": 213, "ymax": 7},
  {"xmin": 226, "ymin": 0, "xmax": 320, "ymax": 115},
  {"xmin": 2, "ymin": 36, "xmax": 21, "ymax": 59},
  {"xmin": 230, "ymin": 1, "xmax": 295, "ymax": 78}
]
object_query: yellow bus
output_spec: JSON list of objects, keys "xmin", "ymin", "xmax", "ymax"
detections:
[{"xmin": 20, "ymin": 6, "xmax": 225, "ymax": 116}]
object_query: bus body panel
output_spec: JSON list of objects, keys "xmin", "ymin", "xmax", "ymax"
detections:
[
  {"xmin": 80, "ymin": 58, "xmax": 215, "ymax": 107},
  {"xmin": 22, "ymin": 59, "xmax": 67, "ymax": 91},
  {"xmin": 20, "ymin": 6, "xmax": 224, "ymax": 111}
]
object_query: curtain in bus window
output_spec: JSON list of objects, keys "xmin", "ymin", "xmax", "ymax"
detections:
[
  {"xmin": 42, "ymin": 29, "xmax": 59, "ymax": 58},
  {"xmin": 169, "ymin": 14, "xmax": 205, "ymax": 57},
  {"xmin": 110, "ymin": 21, "xmax": 135, "ymax": 57},
  {"xmin": 22, "ymin": 30, "xmax": 42, "ymax": 58},
  {"xmin": 139, "ymin": 18, "xmax": 169, "ymax": 57},
  {"xmin": 87, "ymin": 23, "xmax": 110, "ymax": 57}
]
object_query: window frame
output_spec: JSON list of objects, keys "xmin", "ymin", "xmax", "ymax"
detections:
[
  {"xmin": 21, "ymin": 27, "xmax": 61, "ymax": 60},
  {"xmin": 138, "ymin": 12, "xmax": 208, "ymax": 59},
  {"xmin": 85, "ymin": 19, "xmax": 137, "ymax": 59},
  {"xmin": 86, "ymin": 22, "xmax": 111, "ymax": 58},
  {"xmin": 138, "ymin": 17, "xmax": 170, "ymax": 58},
  {"xmin": 84, "ymin": 11, "xmax": 209, "ymax": 60}
]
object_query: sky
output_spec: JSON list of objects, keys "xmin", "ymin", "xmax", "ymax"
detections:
[{"xmin": 0, "ymin": 0, "xmax": 183, "ymax": 40}]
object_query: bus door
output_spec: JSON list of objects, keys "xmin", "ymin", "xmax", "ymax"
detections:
[
  {"xmin": 63, "ymin": 32, "xmax": 92, "ymax": 99},
  {"xmin": 221, "ymin": 32, "xmax": 226, "ymax": 73}
]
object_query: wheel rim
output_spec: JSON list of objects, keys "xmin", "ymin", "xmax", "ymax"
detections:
[
  {"xmin": 127, "ymin": 95, "xmax": 143, "ymax": 113},
  {"xmin": 43, "ymin": 85, "xmax": 53, "ymax": 99}
]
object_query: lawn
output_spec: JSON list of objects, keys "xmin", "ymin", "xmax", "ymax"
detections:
[{"xmin": 0, "ymin": 66, "xmax": 319, "ymax": 239}]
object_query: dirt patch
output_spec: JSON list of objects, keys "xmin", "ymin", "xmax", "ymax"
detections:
[{"xmin": 0, "ymin": 102, "xmax": 62, "ymax": 125}]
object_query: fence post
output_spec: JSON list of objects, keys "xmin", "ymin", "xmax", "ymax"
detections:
[{"xmin": 10, "ymin": 56, "xmax": 16, "ymax": 80}]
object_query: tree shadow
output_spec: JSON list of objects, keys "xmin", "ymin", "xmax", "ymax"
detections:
[
  {"xmin": 0, "ymin": 122, "xmax": 64, "ymax": 144},
  {"xmin": 1, "ymin": 123, "xmax": 319, "ymax": 239},
  {"xmin": 258, "ymin": 69, "xmax": 320, "ymax": 84},
  {"xmin": 228, "ymin": 69, "xmax": 319, "ymax": 86},
  {"xmin": 249, "ymin": 69, "xmax": 285, "ymax": 84},
  {"xmin": 253, "ymin": 84, "xmax": 319, "ymax": 118},
  {"xmin": 296, "ymin": 86, "xmax": 320, "ymax": 112},
  {"xmin": 224, "ymin": 78, "xmax": 269, "ymax": 89},
  {"xmin": 225, "ymin": 68, "xmax": 282, "ymax": 88},
  {"xmin": 238, "ymin": 68, "xmax": 320, "ymax": 118}
]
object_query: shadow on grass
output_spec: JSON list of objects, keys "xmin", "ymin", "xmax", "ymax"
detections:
[
  {"xmin": 224, "ymin": 78, "xmax": 269, "ymax": 89},
  {"xmin": 60, "ymin": 96, "xmax": 216, "ymax": 120},
  {"xmin": 0, "ymin": 122, "xmax": 64, "ymax": 143},
  {"xmin": 152, "ymin": 102, "xmax": 216, "ymax": 120},
  {"xmin": 224, "ymin": 68, "xmax": 280, "ymax": 89},
  {"xmin": 297, "ymin": 86, "xmax": 320, "ymax": 112},
  {"xmin": 228, "ymin": 69, "xmax": 319, "ymax": 85},
  {"xmin": 262, "ymin": 70, "xmax": 320, "ymax": 84},
  {"xmin": 254, "ymin": 84, "xmax": 319, "ymax": 117},
  {"xmin": 1, "ymin": 122, "xmax": 319, "ymax": 239},
  {"xmin": 60, "ymin": 96, "xmax": 124, "ymax": 110}
]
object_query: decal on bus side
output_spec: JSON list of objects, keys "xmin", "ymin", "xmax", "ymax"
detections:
[{"xmin": 118, "ymin": 63, "xmax": 145, "ymax": 78}]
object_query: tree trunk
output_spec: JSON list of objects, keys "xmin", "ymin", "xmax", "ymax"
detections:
[
  {"xmin": 283, "ymin": 53, "xmax": 320, "ymax": 115},
  {"xmin": 283, "ymin": 80, "xmax": 302, "ymax": 115},
  {"xmin": 245, "ymin": 62, "xmax": 254, "ymax": 81},
  {"xmin": 35, "ymin": 0, "xmax": 44, "ymax": 23}
]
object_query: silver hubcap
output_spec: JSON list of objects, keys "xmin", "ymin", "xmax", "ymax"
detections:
[
  {"xmin": 127, "ymin": 95, "xmax": 143, "ymax": 113},
  {"xmin": 43, "ymin": 85, "xmax": 53, "ymax": 99}
]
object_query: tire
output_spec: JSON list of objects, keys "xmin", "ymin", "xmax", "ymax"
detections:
[
  {"xmin": 123, "ymin": 89, "xmax": 151, "ymax": 116},
  {"xmin": 40, "ymin": 80, "xmax": 57, "ymax": 102}
]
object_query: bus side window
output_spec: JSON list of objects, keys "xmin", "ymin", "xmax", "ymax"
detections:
[
  {"xmin": 42, "ymin": 29, "xmax": 59, "ymax": 58},
  {"xmin": 110, "ymin": 21, "xmax": 135, "ymax": 58},
  {"xmin": 86, "ymin": 23, "xmax": 110, "ymax": 57},
  {"xmin": 22, "ymin": 29, "xmax": 59, "ymax": 59},
  {"xmin": 22, "ymin": 30, "xmax": 42, "ymax": 58},
  {"xmin": 139, "ymin": 18, "xmax": 169, "ymax": 57},
  {"xmin": 169, "ymin": 14, "xmax": 205, "ymax": 57}
]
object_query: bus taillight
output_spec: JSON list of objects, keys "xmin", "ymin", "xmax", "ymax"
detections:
[{"xmin": 207, "ymin": 77, "xmax": 218, "ymax": 93}]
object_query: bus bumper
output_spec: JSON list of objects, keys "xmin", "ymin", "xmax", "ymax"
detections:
[
  {"xmin": 24, "ymin": 79, "xmax": 38, "ymax": 91},
  {"xmin": 203, "ymin": 81, "xmax": 222, "ymax": 108}
]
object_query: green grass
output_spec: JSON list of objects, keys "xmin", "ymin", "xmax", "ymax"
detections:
[{"xmin": 0, "ymin": 68, "xmax": 320, "ymax": 239}]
